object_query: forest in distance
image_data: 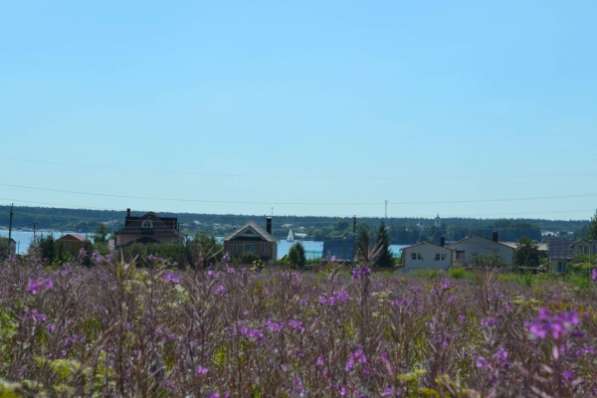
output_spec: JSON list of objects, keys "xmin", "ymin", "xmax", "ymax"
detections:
[{"xmin": 0, "ymin": 205, "xmax": 590, "ymax": 244}]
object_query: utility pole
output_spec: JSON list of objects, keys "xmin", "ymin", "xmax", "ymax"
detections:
[
  {"xmin": 33, "ymin": 223, "xmax": 37, "ymax": 243},
  {"xmin": 352, "ymin": 215, "xmax": 357, "ymax": 264},
  {"xmin": 384, "ymin": 200, "xmax": 388, "ymax": 220},
  {"xmin": 8, "ymin": 203, "xmax": 14, "ymax": 243}
]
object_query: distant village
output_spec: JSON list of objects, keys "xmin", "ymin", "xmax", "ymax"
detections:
[{"xmin": 2, "ymin": 206, "xmax": 595, "ymax": 275}]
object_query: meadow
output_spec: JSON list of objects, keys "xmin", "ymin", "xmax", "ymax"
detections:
[{"xmin": 0, "ymin": 255, "xmax": 596, "ymax": 397}]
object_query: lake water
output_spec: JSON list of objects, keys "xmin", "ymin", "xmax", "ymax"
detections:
[{"xmin": 1, "ymin": 229, "xmax": 408, "ymax": 259}]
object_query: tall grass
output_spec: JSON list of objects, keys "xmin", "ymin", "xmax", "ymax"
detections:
[{"xmin": 0, "ymin": 255, "xmax": 595, "ymax": 397}]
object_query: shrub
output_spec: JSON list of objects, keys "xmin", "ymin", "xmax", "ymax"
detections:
[{"xmin": 288, "ymin": 242, "xmax": 306, "ymax": 269}]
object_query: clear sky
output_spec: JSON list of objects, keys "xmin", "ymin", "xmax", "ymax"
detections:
[{"xmin": 2, "ymin": 1, "xmax": 597, "ymax": 219}]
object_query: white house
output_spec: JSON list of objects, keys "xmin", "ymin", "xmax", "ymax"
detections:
[
  {"xmin": 447, "ymin": 235, "xmax": 515, "ymax": 267},
  {"xmin": 402, "ymin": 242, "xmax": 453, "ymax": 270}
]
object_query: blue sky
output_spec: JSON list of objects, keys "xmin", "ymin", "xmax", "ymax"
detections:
[{"xmin": 2, "ymin": 0, "xmax": 597, "ymax": 219}]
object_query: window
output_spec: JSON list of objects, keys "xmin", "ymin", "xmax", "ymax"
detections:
[
  {"xmin": 141, "ymin": 220, "xmax": 154, "ymax": 229},
  {"xmin": 435, "ymin": 253, "xmax": 441, "ymax": 261},
  {"xmin": 441, "ymin": 254, "xmax": 446, "ymax": 261},
  {"xmin": 411, "ymin": 253, "xmax": 417, "ymax": 260},
  {"xmin": 417, "ymin": 253, "xmax": 423, "ymax": 260}
]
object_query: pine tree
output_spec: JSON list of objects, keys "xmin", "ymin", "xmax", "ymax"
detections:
[
  {"xmin": 589, "ymin": 210, "xmax": 597, "ymax": 240},
  {"xmin": 355, "ymin": 226, "xmax": 370, "ymax": 263},
  {"xmin": 374, "ymin": 222, "xmax": 394, "ymax": 268},
  {"xmin": 288, "ymin": 242, "xmax": 306, "ymax": 269}
]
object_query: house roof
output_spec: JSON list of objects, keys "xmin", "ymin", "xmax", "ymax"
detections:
[
  {"xmin": 499, "ymin": 241, "xmax": 549, "ymax": 252},
  {"xmin": 547, "ymin": 239, "xmax": 575, "ymax": 260},
  {"xmin": 57, "ymin": 233, "xmax": 88, "ymax": 242},
  {"xmin": 224, "ymin": 222, "xmax": 276, "ymax": 243},
  {"xmin": 402, "ymin": 241, "xmax": 454, "ymax": 251},
  {"xmin": 448, "ymin": 235, "xmax": 516, "ymax": 250}
]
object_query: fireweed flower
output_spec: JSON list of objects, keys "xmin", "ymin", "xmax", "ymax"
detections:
[
  {"xmin": 475, "ymin": 356, "xmax": 489, "ymax": 369},
  {"xmin": 352, "ymin": 266, "xmax": 371, "ymax": 280},
  {"xmin": 195, "ymin": 365, "xmax": 208, "ymax": 377},
  {"xmin": 161, "ymin": 271, "xmax": 181, "ymax": 284},
  {"xmin": 480, "ymin": 317, "xmax": 497, "ymax": 328},
  {"xmin": 493, "ymin": 346, "xmax": 509, "ymax": 366},
  {"xmin": 526, "ymin": 308, "xmax": 581, "ymax": 340},
  {"xmin": 346, "ymin": 347, "xmax": 367, "ymax": 371},
  {"xmin": 26, "ymin": 309, "xmax": 47, "ymax": 323},
  {"xmin": 287, "ymin": 319, "xmax": 305, "ymax": 333},
  {"xmin": 591, "ymin": 268, "xmax": 597, "ymax": 282},
  {"xmin": 214, "ymin": 284, "xmax": 227, "ymax": 296},
  {"xmin": 319, "ymin": 289, "xmax": 351, "ymax": 306},
  {"xmin": 238, "ymin": 325, "xmax": 264, "ymax": 341},
  {"xmin": 315, "ymin": 355, "xmax": 325, "ymax": 367},
  {"xmin": 265, "ymin": 320, "xmax": 284, "ymax": 333},
  {"xmin": 26, "ymin": 277, "xmax": 53, "ymax": 295}
]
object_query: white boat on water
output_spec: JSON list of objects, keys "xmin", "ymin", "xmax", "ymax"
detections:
[{"xmin": 287, "ymin": 229, "xmax": 295, "ymax": 241}]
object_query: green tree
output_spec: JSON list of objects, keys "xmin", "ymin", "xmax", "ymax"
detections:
[
  {"xmin": 355, "ymin": 226, "xmax": 371, "ymax": 263},
  {"xmin": 37, "ymin": 235, "xmax": 56, "ymax": 263},
  {"xmin": 288, "ymin": 242, "xmax": 306, "ymax": 269},
  {"xmin": 588, "ymin": 210, "xmax": 597, "ymax": 240},
  {"xmin": 374, "ymin": 223, "xmax": 394, "ymax": 268},
  {"xmin": 94, "ymin": 223, "xmax": 109, "ymax": 243},
  {"xmin": 188, "ymin": 233, "xmax": 223, "ymax": 269},
  {"xmin": 514, "ymin": 237, "xmax": 541, "ymax": 269}
]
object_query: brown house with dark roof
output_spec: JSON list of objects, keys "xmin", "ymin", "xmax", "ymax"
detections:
[
  {"xmin": 115, "ymin": 209, "xmax": 183, "ymax": 247},
  {"xmin": 224, "ymin": 217, "xmax": 277, "ymax": 263},
  {"xmin": 56, "ymin": 234, "xmax": 91, "ymax": 257}
]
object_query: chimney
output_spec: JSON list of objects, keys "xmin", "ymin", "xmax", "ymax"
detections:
[
  {"xmin": 266, "ymin": 216, "xmax": 272, "ymax": 235},
  {"xmin": 126, "ymin": 208, "xmax": 131, "ymax": 217},
  {"xmin": 492, "ymin": 231, "xmax": 499, "ymax": 242},
  {"xmin": 440, "ymin": 237, "xmax": 446, "ymax": 247}
]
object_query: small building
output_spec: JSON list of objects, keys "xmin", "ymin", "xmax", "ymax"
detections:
[
  {"xmin": 115, "ymin": 209, "xmax": 183, "ymax": 247},
  {"xmin": 447, "ymin": 234, "xmax": 515, "ymax": 267},
  {"xmin": 546, "ymin": 239, "xmax": 575, "ymax": 273},
  {"xmin": 570, "ymin": 240, "xmax": 597, "ymax": 257},
  {"xmin": 224, "ymin": 217, "xmax": 277, "ymax": 263},
  {"xmin": 0, "ymin": 237, "xmax": 16, "ymax": 258},
  {"xmin": 56, "ymin": 234, "xmax": 91, "ymax": 257},
  {"xmin": 402, "ymin": 241, "xmax": 453, "ymax": 270}
]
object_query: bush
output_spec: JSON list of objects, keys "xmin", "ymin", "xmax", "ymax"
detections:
[{"xmin": 288, "ymin": 242, "xmax": 306, "ymax": 269}]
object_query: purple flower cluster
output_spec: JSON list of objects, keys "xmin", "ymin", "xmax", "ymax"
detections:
[
  {"xmin": 26, "ymin": 277, "xmax": 53, "ymax": 295},
  {"xmin": 161, "ymin": 271, "xmax": 181, "ymax": 284},
  {"xmin": 345, "ymin": 346, "xmax": 367, "ymax": 371},
  {"xmin": 319, "ymin": 289, "xmax": 350, "ymax": 306},
  {"xmin": 351, "ymin": 266, "xmax": 371, "ymax": 280},
  {"xmin": 526, "ymin": 308, "xmax": 581, "ymax": 340},
  {"xmin": 238, "ymin": 325, "xmax": 264, "ymax": 341},
  {"xmin": 591, "ymin": 268, "xmax": 597, "ymax": 282}
]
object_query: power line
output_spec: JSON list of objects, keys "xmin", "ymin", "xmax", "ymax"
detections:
[{"xmin": 2, "ymin": 182, "xmax": 597, "ymax": 207}]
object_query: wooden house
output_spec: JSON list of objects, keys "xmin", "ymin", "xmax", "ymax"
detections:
[
  {"xmin": 56, "ymin": 234, "xmax": 91, "ymax": 257},
  {"xmin": 115, "ymin": 209, "xmax": 183, "ymax": 247},
  {"xmin": 224, "ymin": 217, "xmax": 277, "ymax": 263}
]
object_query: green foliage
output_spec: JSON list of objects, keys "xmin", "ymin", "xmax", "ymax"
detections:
[
  {"xmin": 356, "ymin": 226, "xmax": 370, "ymax": 263},
  {"xmin": 447, "ymin": 267, "xmax": 471, "ymax": 280},
  {"xmin": 288, "ymin": 242, "xmax": 306, "ymax": 269},
  {"xmin": 374, "ymin": 223, "xmax": 394, "ymax": 268},
  {"xmin": 514, "ymin": 237, "xmax": 542, "ymax": 269}
]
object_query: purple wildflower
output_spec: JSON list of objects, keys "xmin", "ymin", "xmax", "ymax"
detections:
[
  {"xmin": 26, "ymin": 277, "xmax": 53, "ymax": 295},
  {"xmin": 352, "ymin": 266, "xmax": 371, "ymax": 280},
  {"xmin": 346, "ymin": 347, "xmax": 367, "ymax": 371},
  {"xmin": 161, "ymin": 271, "xmax": 181, "ymax": 284},
  {"xmin": 214, "ymin": 284, "xmax": 227, "ymax": 296},
  {"xmin": 265, "ymin": 320, "xmax": 284, "ymax": 333},
  {"xmin": 27, "ymin": 309, "xmax": 47, "ymax": 323},
  {"xmin": 195, "ymin": 365, "xmax": 208, "ymax": 377},
  {"xmin": 591, "ymin": 268, "xmax": 597, "ymax": 282},
  {"xmin": 475, "ymin": 356, "xmax": 489, "ymax": 369},
  {"xmin": 316, "ymin": 355, "xmax": 325, "ymax": 367},
  {"xmin": 526, "ymin": 308, "xmax": 581, "ymax": 340},
  {"xmin": 238, "ymin": 325, "xmax": 264, "ymax": 341},
  {"xmin": 287, "ymin": 319, "xmax": 305, "ymax": 333}
]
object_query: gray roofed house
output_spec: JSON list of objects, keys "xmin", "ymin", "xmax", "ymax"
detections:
[{"xmin": 224, "ymin": 217, "xmax": 277, "ymax": 263}]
